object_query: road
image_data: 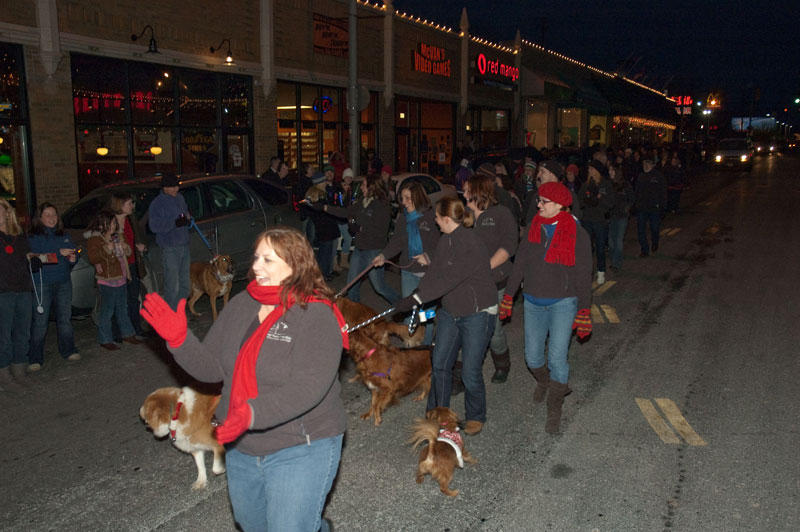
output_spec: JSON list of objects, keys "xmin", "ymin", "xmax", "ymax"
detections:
[{"xmin": 2, "ymin": 153, "xmax": 798, "ymax": 532}]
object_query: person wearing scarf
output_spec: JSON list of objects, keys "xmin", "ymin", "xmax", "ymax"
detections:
[
  {"xmin": 373, "ymin": 182, "xmax": 440, "ymax": 345},
  {"xmin": 499, "ymin": 182, "xmax": 593, "ymax": 434},
  {"xmin": 141, "ymin": 227, "xmax": 348, "ymax": 532}
]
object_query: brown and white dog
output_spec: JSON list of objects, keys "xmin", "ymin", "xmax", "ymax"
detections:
[
  {"xmin": 188, "ymin": 255, "xmax": 235, "ymax": 321},
  {"xmin": 409, "ymin": 407, "xmax": 477, "ymax": 497},
  {"xmin": 139, "ymin": 386, "xmax": 225, "ymax": 490}
]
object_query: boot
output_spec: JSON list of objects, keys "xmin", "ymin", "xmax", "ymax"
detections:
[
  {"xmin": 490, "ymin": 349, "xmax": 510, "ymax": 383},
  {"xmin": 0, "ymin": 366, "xmax": 24, "ymax": 393},
  {"xmin": 339, "ymin": 252, "xmax": 349, "ymax": 270},
  {"xmin": 10, "ymin": 363, "xmax": 29, "ymax": 388},
  {"xmin": 530, "ymin": 366, "xmax": 550, "ymax": 402},
  {"xmin": 451, "ymin": 360, "xmax": 464, "ymax": 396},
  {"xmin": 545, "ymin": 381, "xmax": 569, "ymax": 434}
]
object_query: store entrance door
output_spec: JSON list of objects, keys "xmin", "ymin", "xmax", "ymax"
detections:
[{"xmin": 395, "ymin": 128, "xmax": 410, "ymax": 172}]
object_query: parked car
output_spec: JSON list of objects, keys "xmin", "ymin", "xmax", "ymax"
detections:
[
  {"xmin": 62, "ymin": 173, "xmax": 299, "ymax": 316},
  {"xmin": 352, "ymin": 172, "xmax": 457, "ymax": 206},
  {"xmin": 712, "ymin": 138, "xmax": 754, "ymax": 169}
]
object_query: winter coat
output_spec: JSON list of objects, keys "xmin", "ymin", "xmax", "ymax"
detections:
[{"xmin": 85, "ymin": 231, "xmax": 131, "ymax": 283}]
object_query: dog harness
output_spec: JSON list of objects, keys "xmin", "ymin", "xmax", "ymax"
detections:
[
  {"xmin": 169, "ymin": 390, "xmax": 185, "ymax": 441},
  {"xmin": 437, "ymin": 427, "xmax": 465, "ymax": 468},
  {"xmin": 360, "ymin": 347, "xmax": 393, "ymax": 380}
]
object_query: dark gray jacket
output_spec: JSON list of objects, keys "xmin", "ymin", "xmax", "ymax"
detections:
[
  {"xmin": 473, "ymin": 203, "xmax": 518, "ymax": 288},
  {"xmin": 170, "ymin": 291, "xmax": 346, "ymax": 456},
  {"xmin": 327, "ymin": 198, "xmax": 392, "ymax": 251},
  {"xmin": 635, "ymin": 169, "xmax": 668, "ymax": 212},
  {"xmin": 415, "ymin": 225, "xmax": 497, "ymax": 317},
  {"xmin": 578, "ymin": 178, "xmax": 615, "ymax": 223},
  {"xmin": 505, "ymin": 217, "xmax": 593, "ymax": 310},
  {"xmin": 381, "ymin": 208, "xmax": 440, "ymax": 274}
]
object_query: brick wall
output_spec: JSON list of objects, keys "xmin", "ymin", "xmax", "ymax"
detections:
[
  {"xmin": 24, "ymin": 48, "xmax": 79, "ymax": 212},
  {"xmin": 3, "ymin": 1, "xmax": 36, "ymax": 26}
]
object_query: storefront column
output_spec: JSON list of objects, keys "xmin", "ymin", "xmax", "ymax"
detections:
[
  {"xmin": 512, "ymin": 31, "xmax": 523, "ymax": 148},
  {"xmin": 253, "ymin": 82, "xmax": 277, "ymax": 174},
  {"xmin": 377, "ymin": 95, "xmax": 394, "ymax": 168},
  {"xmin": 24, "ymin": 47, "xmax": 78, "ymax": 213}
]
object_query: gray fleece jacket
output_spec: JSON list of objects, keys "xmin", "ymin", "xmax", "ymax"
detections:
[{"xmin": 169, "ymin": 291, "xmax": 346, "ymax": 456}]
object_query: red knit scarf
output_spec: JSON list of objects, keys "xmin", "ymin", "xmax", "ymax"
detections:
[
  {"xmin": 224, "ymin": 280, "xmax": 349, "ymax": 437},
  {"xmin": 527, "ymin": 210, "xmax": 577, "ymax": 266}
]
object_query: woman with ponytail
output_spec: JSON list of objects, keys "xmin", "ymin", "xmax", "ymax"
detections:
[
  {"xmin": 393, "ymin": 197, "xmax": 498, "ymax": 436},
  {"xmin": 140, "ymin": 227, "xmax": 348, "ymax": 532},
  {"xmin": 500, "ymin": 181, "xmax": 593, "ymax": 434}
]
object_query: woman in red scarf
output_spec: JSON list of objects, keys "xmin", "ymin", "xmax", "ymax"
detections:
[
  {"xmin": 141, "ymin": 227, "xmax": 348, "ymax": 532},
  {"xmin": 499, "ymin": 182, "xmax": 593, "ymax": 434}
]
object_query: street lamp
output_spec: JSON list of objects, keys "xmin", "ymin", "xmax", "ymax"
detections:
[{"xmin": 702, "ymin": 108, "xmax": 712, "ymax": 139}]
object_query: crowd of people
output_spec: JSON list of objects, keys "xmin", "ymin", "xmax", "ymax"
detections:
[{"xmin": 1, "ymin": 143, "xmax": 689, "ymax": 530}]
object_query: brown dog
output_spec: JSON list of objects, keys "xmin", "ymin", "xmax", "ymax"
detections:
[
  {"xmin": 336, "ymin": 297, "xmax": 424, "ymax": 349},
  {"xmin": 409, "ymin": 407, "xmax": 477, "ymax": 497},
  {"xmin": 139, "ymin": 386, "xmax": 225, "ymax": 490},
  {"xmin": 188, "ymin": 255, "xmax": 235, "ymax": 321}
]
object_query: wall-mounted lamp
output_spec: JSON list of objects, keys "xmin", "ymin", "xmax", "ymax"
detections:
[
  {"xmin": 210, "ymin": 39, "xmax": 234, "ymax": 65},
  {"xmin": 131, "ymin": 25, "xmax": 159, "ymax": 54},
  {"xmin": 96, "ymin": 130, "xmax": 109, "ymax": 156},
  {"xmin": 150, "ymin": 132, "xmax": 163, "ymax": 155}
]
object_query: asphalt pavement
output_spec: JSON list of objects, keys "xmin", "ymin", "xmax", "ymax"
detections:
[{"xmin": 1, "ymin": 154, "xmax": 798, "ymax": 531}]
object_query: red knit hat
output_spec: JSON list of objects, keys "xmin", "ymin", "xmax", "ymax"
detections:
[
  {"xmin": 381, "ymin": 165, "xmax": 392, "ymax": 174},
  {"xmin": 537, "ymin": 181, "xmax": 572, "ymax": 207}
]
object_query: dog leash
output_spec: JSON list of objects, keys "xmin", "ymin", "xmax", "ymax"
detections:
[
  {"xmin": 190, "ymin": 218, "xmax": 216, "ymax": 258},
  {"xmin": 345, "ymin": 306, "xmax": 396, "ymax": 333},
  {"xmin": 334, "ymin": 258, "xmax": 419, "ymax": 299}
]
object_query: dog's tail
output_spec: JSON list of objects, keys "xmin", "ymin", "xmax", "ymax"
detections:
[{"xmin": 408, "ymin": 418, "xmax": 439, "ymax": 453}]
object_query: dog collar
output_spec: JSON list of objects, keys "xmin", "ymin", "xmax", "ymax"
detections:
[
  {"xmin": 169, "ymin": 390, "xmax": 185, "ymax": 441},
  {"xmin": 360, "ymin": 347, "xmax": 376, "ymax": 361},
  {"xmin": 437, "ymin": 427, "xmax": 464, "ymax": 468}
]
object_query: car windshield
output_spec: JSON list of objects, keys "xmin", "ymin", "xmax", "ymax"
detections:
[
  {"xmin": 719, "ymin": 140, "xmax": 748, "ymax": 150},
  {"xmin": 61, "ymin": 186, "xmax": 160, "ymax": 229}
]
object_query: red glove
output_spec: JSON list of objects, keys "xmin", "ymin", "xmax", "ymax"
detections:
[
  {"xmin": 139, "ymin": 293, "xmax": 187, "ymax": 347},
  {"xmin": 573, "ymin": 308, "xmax": 592, "ymax": 339},
  {"xmin": 499, "ymin": 294, "xmax": 513, "ymax": 320},
  {"xmin": 215, "ymin": 400, "xmax": 253, "ymax": 445}
]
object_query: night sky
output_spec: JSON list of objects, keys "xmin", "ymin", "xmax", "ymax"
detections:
[{"xmin": 393, "ymin": 0, "xmax": 800, "ymax": 121}]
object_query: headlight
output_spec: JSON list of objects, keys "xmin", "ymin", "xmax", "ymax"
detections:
[
  {"xmin": 740, "ymin": 155, "xmax": 748, "ymax": 162},
  {"xmin": 757, "ymin": 146, "xmax": 762, "ymax": 151},
  {"xmin": 769, "ymin": 146, "xmax": 774, "ymax": 151},
  {"xmin": 715, "ymin": 155, "xmax": 722, "ymax": 162}
]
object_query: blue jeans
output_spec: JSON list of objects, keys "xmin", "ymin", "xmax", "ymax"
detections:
[
  {"xmin": 523, "ymin": 297, "xmax": 578, "ymax": 384},
  {"xmin": 488, "ymin": 288, "xmax": 509, "ymax": 355},
  {"xmin": 337, "ymin": 223, "xmax": 352, "ymax": 254},
  {"xmin": 0, "ymin": 291, "xmax": 32, "ymax": 367},
  {"xmin": 401, "ymin": 270, "xmax": 434, "ymax": 346},
  {"xmin": 608, "ymin": 216, "xmax": 629, "ymax": 269},
  {"xmin": 426, "ymin": 309, "xmax": 495, "ymax": 422},
  {"xmin": 226, "ymin": 434, "xmax": 343, "ymax": 532},
  {"xmin": 161, "ymin": 244, "xmax": 191, "ymax": 310},
  {"xmin": 97, "ymin": 284, "xmax": 135, "ymax": 344},
  {"xmin": 29, "ymin": 280, "xmax": 78, "ymax": 364},
  {"xmin": 582, "ymin": 220, "xmax": 609, "ymax": 273},
  {"xmin": 637, "ymin": 210, "xmax": 661, "ymax": 255},
  {"xmin": 346, "ymin": 248, "xmax": 400, "ymax": 305}
]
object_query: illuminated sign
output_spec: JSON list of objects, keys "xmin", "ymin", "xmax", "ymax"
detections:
[
  {"xmin": 476, "ymin": 53, "xmax": 519, "ymax": 82},
  {"xmin": 412, "ymin": 43, "xmax": 451, "ymax": 77},
  {"xmin": 672, "ymin": 95, "xmax": 693, "ymax": 116},
  {"xmin": 313, "ymin": 96, "xmax": 333, "ymax": 114}
]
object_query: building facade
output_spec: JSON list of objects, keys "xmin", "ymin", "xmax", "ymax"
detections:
[{"xmin": 0, "ymin": 0, "xmax": 675, "ymax": 221}]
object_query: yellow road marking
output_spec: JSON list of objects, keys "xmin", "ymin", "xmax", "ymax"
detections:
[
  {"xmin": 700, "ymin": 201, "xmax": 712, "ymax": 207},
  {"xmin": 593, "ymin": 280, "xmax": 616, "ymax": 296},
  {"xmin": 636, "ymin": 398, "xmax": 680, "ymax": 444},
  {"xmin": 668, "ymin": 228, "xmax": 681, "ymax": 237},
  {"xmin": 705, "ymin": 225, "xmax": 719, "ymax": 235},
  {"xmin": 591, "ymin": 305, "xmax": 604, "ymax": 323},
  {"xmin": 660, "ymin": 228, "xmax": 672, "ymax": 236},
  {"xmin": 655, "ymin": 398, "xmax": 708, "ymax": 446},
  {"xmin": 600, "ymin": 305, "xmax": 619, "ymax": 323}
]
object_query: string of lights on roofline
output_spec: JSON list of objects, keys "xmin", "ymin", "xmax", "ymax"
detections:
[{"xmin": 353, "ymin": 0, "xmax": 670, "ymax": 101}]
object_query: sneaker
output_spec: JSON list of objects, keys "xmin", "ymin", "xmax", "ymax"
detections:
[
  {"xmin": 28, "ymin": 363, "xmax": 42, "ymax": 372},
  {"xmin": 66, "ymin": 353, "xmax": 81, "ymax": 361},
  {"xmin": 597, "ymin": 271, "xmax": 605, "ymax": 285}
]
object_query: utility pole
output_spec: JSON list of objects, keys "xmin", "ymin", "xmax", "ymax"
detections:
[{"xmin": 348, "ymin": 0, "xmax": 360, "ymax": 175}]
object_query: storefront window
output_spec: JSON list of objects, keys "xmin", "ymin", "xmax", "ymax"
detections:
[
  {"xmin": 558, "ymin": 107, "xmax": 582, "ymax": 147},
  {"xmin": 181, "ymin": 128, "xmax": 218, "ymax": 173},
  {"xmin": 76, "ymin": 126, "xmax": 130, "ymax": 195},
  {"xmin": 276, "ymin": 81, "xmax": 298, "ymax": 168},
  {"xmin": 128, "ymin": 62, "xmax": 175, "ymax": 125},
  {"xmin": 72, "ymin": 53, "xmax": 253, "ymax": 194},
  {"xmin": 179, "ymin": 70, "xmax": 217, "ymax": 126},
  {"xmin": 221, "ymin": 74, "xmax": 250, "ymax": 127},
  {"xmin": 589, "ymin": 115, "xmax": 607, "ymax": 146},
  {"xmin": 395, "ymin": 98, "xmax": 453, "ymax": 175},
  {"xmin": 0, "ymin": 43, "xmax": 32, "ymax": 220},
  {"xmin": 526, "ymin": 100, "xmax": 548, "ymax": 149},
  {"xmin": 71, "ymin": 54, "xmax": 127, "ymax": 124}
]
